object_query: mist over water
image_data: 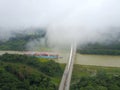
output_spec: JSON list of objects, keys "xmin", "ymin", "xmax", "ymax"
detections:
[{"xmin": 0, "ymin": 0, "xmax": 120, "ymax": 48}]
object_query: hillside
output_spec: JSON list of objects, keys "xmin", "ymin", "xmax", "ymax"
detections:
[
  {"xmin": 0, "ymin": 54, "xmax": 64, "ymax": 90},
  {"xmin": 0, "ymin": 29, "xmax": 46, "ymax": 51},
  {"xmin": 77, "ymin": 29, "xmax": 120, "ymax": 55}
]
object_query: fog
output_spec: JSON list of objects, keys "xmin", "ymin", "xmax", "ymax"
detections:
[{"xmin": 0, "ymin": 0, "xmax": 120, "ymax": 47}]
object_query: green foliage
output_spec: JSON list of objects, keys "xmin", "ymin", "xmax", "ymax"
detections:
[
  {"xmin": 78, "ymin": 49, "xmax": 120, "ymax": 55},
  {"xmin": 80, "ymin": 42, "xmax": 120, "ymax": 50},
  {"xmin": 0, "ymin": 29, "xmax": 46, "ymax": 51},
  {"xmin": 71, "ymin": 65, "xmax": 120, "ymax": 90},
  {"xmin": 0, "ymin": 53, "xmax": 63, "ymax": 77},
  {"xmin": 77, "ymin": 42, "xmax": 120, "ymax": 55},
  {"xmin": 40, "ymin": 60, "xmax": 62, "ymax": 77},
  {"xmin": 0, "ymin": 54, "xmax": 63, "ymax": 90},
  {"xmin": 71, "ymin": 71, "xmax": 120, "ymax": 90}
]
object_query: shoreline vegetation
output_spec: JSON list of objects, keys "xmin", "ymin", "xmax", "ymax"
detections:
[
  {"xmin": 77, "ymin": 42, "xmax": 120, "ymax": 55},
  {"xmin": 71, "ymin": 64, "xmax": 120, "ymax": 90},
  {"xmin": 78, "ymin": 49, "xmax": 120, "ymax": 55},
  {"xmin": 0, "ymin": 29, "xmax": 46, "ymax": 51}
]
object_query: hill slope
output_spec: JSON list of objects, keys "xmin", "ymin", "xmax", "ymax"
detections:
[{"xmin": 0, "ymin": 54, "xmax": 64, "ymax": 90}]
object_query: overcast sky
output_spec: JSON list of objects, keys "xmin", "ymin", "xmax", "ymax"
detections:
[
  {"xmin": 1, "ymin": 0, "xmax": 120, "ymax": 46},
  {"xmin": 0, "ymin": 0, "xmax": 120, "ymax": 28}
]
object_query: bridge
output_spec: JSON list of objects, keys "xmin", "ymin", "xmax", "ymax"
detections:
[{"xmin": 59, "ymin": 43, "xmax": 76, "ymax": 90}]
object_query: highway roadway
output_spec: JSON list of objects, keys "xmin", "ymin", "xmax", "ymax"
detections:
[{"xmin": 59, "ymin": 43, "xmax": 76, "ymax": 90}]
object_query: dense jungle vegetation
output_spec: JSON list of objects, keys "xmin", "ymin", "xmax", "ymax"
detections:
[
  {"xmin": 71, "ymin": 65, "xmax": 120, "ymax": 90},
  {"xmin": 77, "ymin": 42, "xmax": 120, "ymax": 55},
  {"xmin": 0, "ymin": 29, "xmax": 46, "ymax": 51},
  {"xmin": 0, "ymin": 54, "xmax": 64, "ymax": 90}
]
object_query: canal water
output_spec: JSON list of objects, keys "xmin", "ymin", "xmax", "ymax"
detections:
[
  {"xmin": 1, "ymin": 51, "xmax": 120, "ymax": 67},
  {"xmin": 75, "ymin": 54, "xmax": 120, "ymax": 67}
]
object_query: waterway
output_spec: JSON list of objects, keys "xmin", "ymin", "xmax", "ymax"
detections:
[
  {"xmin": 75, "ymin": 54, "xmax": 120, "ymax": 67},
  {"xmin": 1, "ymin": 51, "xmax": 120, "ymax": 67}
]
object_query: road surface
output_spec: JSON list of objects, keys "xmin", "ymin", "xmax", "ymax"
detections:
[{"xmin": 59, "ymin": 43, "xmax": 76, "ymax": 90}]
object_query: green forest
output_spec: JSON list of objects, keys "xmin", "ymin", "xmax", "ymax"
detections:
[
  {"xmin": 71, "ymin": 65, "xmax": 120, "ymax": 90},
  {"xmin": 77, "ymin": 42, "xmax": 120, "ymax": 55},
  {"xmin": 0, "ymin": 54, "xmax": 64, "ymax": 90},
  {"xmin": 0, "ymin": 29, "xmax": 46, "ymax": 51}
]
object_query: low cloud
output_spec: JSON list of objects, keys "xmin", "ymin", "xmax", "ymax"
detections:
[{"xmin": 0, "ymin": 0, "xmax": 120, "ymax": 48}]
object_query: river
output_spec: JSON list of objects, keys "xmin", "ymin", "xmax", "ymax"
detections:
[
  {"xmin": 75, "ymin": 54, "xmax": 120, "ymax": 67},
  {"xmin": 1, "ymin": 51, "xmax": 120, "ymax": 67}
]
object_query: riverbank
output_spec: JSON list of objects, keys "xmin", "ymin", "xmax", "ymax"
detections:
[{"xmin": 78, "ymin": 49, "xmax": 120, "ymax": 55}]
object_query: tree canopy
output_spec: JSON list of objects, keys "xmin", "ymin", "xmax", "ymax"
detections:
[{"xmin": 0, "ymin": 54, "xmax": 64, "ymax": 90}]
